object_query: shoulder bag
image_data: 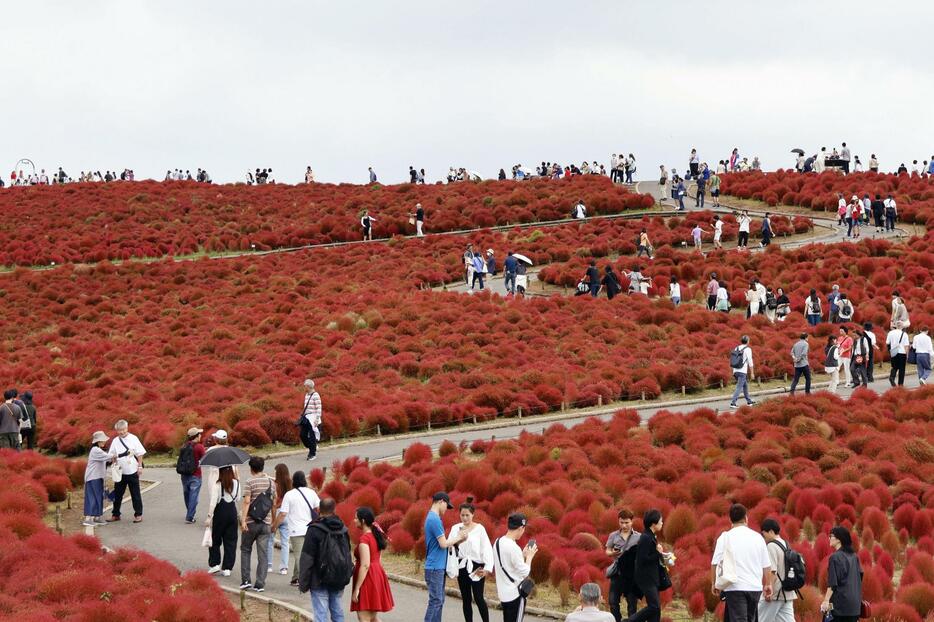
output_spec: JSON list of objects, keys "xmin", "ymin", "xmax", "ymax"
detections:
[
  {"xmin": 495, "ymin": 538, "xmax": 535, "ymax": 598},
  {"xmin": 110, "ymin": 437, "xmax": 131, "ymax": 483},
  {"xmin": 714, "ymin": 532, "xmax": 738, "ymax": 590}
]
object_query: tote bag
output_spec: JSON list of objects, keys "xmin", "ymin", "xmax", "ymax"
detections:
[{"xmin": 714, "ymin": 533, "xmax": 738, "ymax": 590}]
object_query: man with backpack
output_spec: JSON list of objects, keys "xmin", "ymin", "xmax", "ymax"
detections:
[
  {"xmin": 299, "ymin": 497, "xmax": 353, "ymax": 621},
  {"xmin": 240, "ymin": 456, "xmax": 277, "ymax": 592},
  {"xmin": 177, "ymin": 427, "xmax": 206, "ymax": 524},
  {"xmin": 711, "ymin": 504, "xmax": 773, "ymax": 622},
  {"xmin": 758, "ymin": 519, "xmax": 801, "ymax": 622},
  {"xmin": 729, "ymin": 336, "xmax": 757, "ymax": 409}
]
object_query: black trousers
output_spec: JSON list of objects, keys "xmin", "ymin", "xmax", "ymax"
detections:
[
  {"xmin": 608, "ymin": 575, "xmax": 639, "ymax": 622},
  {"xmin": 208, "ymin": 498, "xmax": 239, "ymax": 570},
  {"xmin": 457, "ymin": 567, "xmax": 489, "ymax": 622},
  {"xmin": 300, "ymin": 425, "xmax": 318, "ymax": 457},
  {"xmin": 20, "ymin": 428, "xmax": 35, "ymax": 450},
  {"xmin": 790, "ymin": 365, "xmax": 811, "ymax": 394},
  {"xmin": 112, "ymin": 472, "xmax": 143, "ymax": 517},
  {"xmin": 890, "ymin": 353, "xmax": 907, "ymax": 385},
  {"xmin": 723, "ymin": 590, "xmax": 761, "ymax": 622},
  {"xmin": 737, "ymin": 231, "xmax": 749, "ymax": 247},
  {"xmin": 867, "ymin": 348, "xmax": 875, "ymax": 381},
  {"xmin": 707, "ymin": 295, "xmax": 717, "ymax": 311},
  {"xmin": 629, "ymin": 583, "xmax": 660, "ymax": 622},
  {"xmin": 501, "ymin": 596, "xmax": 525, "ymax": 622}
]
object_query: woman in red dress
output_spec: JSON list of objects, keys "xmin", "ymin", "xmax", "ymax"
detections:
[{"xmin": 351, "ymin": 507, "xmax": 394, "ymax": 620}]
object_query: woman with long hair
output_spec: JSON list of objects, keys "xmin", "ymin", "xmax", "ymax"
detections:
[
  {"xmin": 820, "ymin": 527, "xmax": 863, "ymax": 622},
  {"xmin": 448, "ymin": 498, "xmax": 494, "ymax": 622},
  {"xmin": 805, "ymin": 288, "xmax": 823, "ymax": 326},
  {"xmin": 206, "ymin": 465, "xmax": 240, "ymax": 575},
  {"xmin": 267, "ymin": 463, "xmax": 292, "ymax": 575},
  {"xmin": 824, "ymin": 335, "xmax": 840, "ymax": 393},
  {"xmin": 351, "ymin": 507, "xmax": 394, "ymax": 620}
]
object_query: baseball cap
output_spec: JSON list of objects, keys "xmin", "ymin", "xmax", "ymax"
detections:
[
  {"xmin": 508, "ymin": 513, "xmax": 528, "ymax": 529},
  {"xmin": 432, "ymin": 492, "xmax": 453, "ymax": 509},
  {"xmin": 187, "ymin": 427, "xmax": 204, "ymax": 437},
  {"xmin": 212, "ymin": 429, "xmax": 228, "ymax": 440}
]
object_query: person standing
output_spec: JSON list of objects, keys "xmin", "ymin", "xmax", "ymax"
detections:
[
  {"xmin": 851, "ymin": 330, "xmax": 871, "ymax": 388},
  {"xmin": 836, "ymin": 327, "xmax": 854, "ymax": 387},
  {"xmin": 629, "ymin": 509, "xmax": 665, "ymax": 622},
  {"xmin": 424, "ymin": 492, "xmax": 468, "ymax": 622},
  {"xmin": 675, "ymin": 177, "xmax": 686, "ymax": 211},
  {"xmin": 206, "ymin": 465, "xmax": 241, "ymax": 576},
  {"xmin": 716, "ymin": 281, "xmax": 730, "ymax": 312},
  {"xmin": 669, "ymin": 277, "xmax": 681, "ymax": 307},
  {"xmin": 789, "ymin": 334, "xmax": 811, "ymax": 395},
  {"xmin": 605, "ymin": 509, "xmax": 641, "ymax": 622},
  {"xmin": 300, "ymin": 497, "xmax": 353, "ymax": 621},
  {"xmin": 713, "ymin": 216, "xmax": 723, "ymax": 249},
  {"xmin": 299, "ymin": 379, "xmax": 323, "ymax": 461},
  {"xmin": 637, "ymin": 229, "xmax": 653, "ymax": 260},
  {"xmin": 179, "ymin": 427, "xmax": 206, "ymax": 524},
  {"xmin": 688, "ymin": 148, "xmax": 699, "ymax": 179},
  {"xmin": 883, "ymin": 194, "xmax": 897, "ymax": 232},
  {"xmin": 840, "ymin": 142, "xmax": 851, "ymax": 174},
  {"xmin": 758, "ymin": 519, "xmax": 797, "ymax": 622},
  {"xmin": 276, "ymin": 470, "xmax": 320, "ymax": 586},
  {"xmin": 760, "ymin": 212, "xmax": 773, "ymax": 247},
  {"xmin": 503, "ymin": 252, "xmax": 518, "ymax": 295},
  {"xmin": 18, "ymin": 391, "xmax": 37, "ymax": 450},
  {"xmin": 83, "ymin": 431, "xmax": 112, "ymax": 527},
  {"xmin": 695, "ymin": 174, "xmax": 706, "ymax": 208},
  {"xmin": 820, "ymin": 527, "xmax": 863, "ymax": 622},
  {"xmin": 573, "ymin": 199, "xmax": 587, "ymax": 219},
  {"xmin": 268, "ymin": 463, "xmax": 293, "ymax": 576},
  {"xmin": 737, "ymin": 211, "xmax": 751, "ymax": 249},
  {"xmin": 837, "ymin": 295, "xmax": 854, "ymax": 323},
  {"xmin": 745, "ymin": 283, "xmax": 760, "ymax": 318},
  {"xmin": 107, "ymin": 419, "xmax": 147, "ymax": 523},
  {"xmin": 585, "ymin": 260, "xmax": 600, "ymax": 298},
  {"xmin": 709, "ymin": 171, "xmax": 721, "ymax": 207},
  {"xmin": 711, "ymin": 504, "xmax": 773, "ymax": 622},
  {"xmin": 471, "ymin": 252, "xmax": 486, "ymax": 291},
  {"xmin": 494, "ymin": 513, "xmax": 537, "ymax": 622},
  {"xmin": 240, "ymin": 456, "xmax": 276, "ymax": 592},
  {"xmin": 804, "ymin": 289, "xmax": 822, "ymax": 326},
  {"xmin": 360, "ymin": 210, "xmax": 377, "ymax": 241},
  {"xmin": 658, "ymin": 165, "xmax": 668, "ymax": 201},
  {"xmin": 566, "ymin": 583, "xmax": 615, "ymax": 622},
  {"xmin": 351, "ymin": 507, "xmax": 394, "ymax": 620},
  {"xmin": 706, "ymin": 273, "xmax": 719, "ymax": 311},
  {"xmin": 0, "ymin": 390, "xmax": 22, "ymax": 450},
  {"xmin": 448, "ymin": 498, "xmax": 494, "ymax": 622},
  {"xmin": 305, "ymin": 166, "xmax": 315, "ymax": 183},
  {"xmin": 890, "ymin": 291, "xmax": 910, "ymax": 330},
  {"xmin": 912, "ymin": 327, "xmax": 932, "ymax": 385},
  {"xmin": 414, "ymin": 203, "xmax": 425, "ymax": 237},
  {"xmin": 871, "ymin": 195, "xmax": 885, "ymax": 233},
  {"xmin": 729, "ymin": 336, "xmax": 756, "ymax": 409},
  {"xmin": 862, "ymin": 322, "xmax": 878, "ymax": 381},
  {"xmin": 885, "ymin": 325, "xmax": 910, "ymax": 386},
  {"xmin": 692, "ymin": 224, "xmax": 705, "ymax": 251},
  {"xmin": 827, "ymin": 285, "xmax": 842, "ymax": 323},
  {"xmin": 464, "ymin": 245, "xmax": 475, "ymax": 285},
  {"xmin": 824, "ymin": 336, "xmax": 841, "ymax": 394},
  {"xmin": 601, "ymin": 266, "xmax": 623, "ymax": 301},
  {"xmin": 368, "ymin": 167, "xmax": 377, "ymax": 184}
]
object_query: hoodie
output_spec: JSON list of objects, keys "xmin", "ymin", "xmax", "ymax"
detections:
[{"xmin": 299, "ymin": 514, "xmax": 352, "ymax": 592}]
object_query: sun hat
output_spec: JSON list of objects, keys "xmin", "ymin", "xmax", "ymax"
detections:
[
  {"xmin": 91, "ymin": 431, "xmax": 109, "ymax": 445},
  {"xmin": 187, "ymin": 427, "xmax": 204, "ymax": 438}
]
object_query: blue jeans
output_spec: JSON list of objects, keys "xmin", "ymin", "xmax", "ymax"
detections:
[
  {"xmin": 806, "ymin": 314, "xmax": 821, "ymax": 326},
  {"xmin": 266, "ymin": 520, "xmax": 290, "ymax": 571},
  {"xmin": 731, "ymin": 372, "xmax": 752, "ymax": 405},
  {"xmin": 311, "ymin": 588, "xmax": 345, "ymax": 622},
  {"xmin": 504, "ymin": 271, "xmax": 516, "ymax": 293},
  {"xmin": 917, "ymin": 353, "xmax": 931, "ymax": 382},
  {"xmin": 424, "ymin": 568, "xmax": 446, "ymax": 622},
  {"xmin": 589, "ymin": 283, "xmax": 600, "ymax": 298},
  {"xmin": 181, "ymin": 475, "xmax": 202, "ymax": 521}
]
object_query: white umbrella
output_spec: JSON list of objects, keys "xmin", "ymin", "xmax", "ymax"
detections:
[
  {"xmin": 513, "ymin": 253, "xmax": 533, "ymax": 265},
  {"xmin": 468, "ymin": 170, "xmax": 482, "ymax": 181}
]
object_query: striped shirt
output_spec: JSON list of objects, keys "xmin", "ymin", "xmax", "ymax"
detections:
[
  {"xmin": 303, "ymin": 392, "xmax": 322, "ymax": 428},
  {"xmin": 244, "ymin": 475, "xmax": 276, "ymax": 525}
]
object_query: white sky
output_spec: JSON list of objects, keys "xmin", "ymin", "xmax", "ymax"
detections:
[{"xmin": 3, "ymin": 1, "xmax": 933, "ymax": 183}]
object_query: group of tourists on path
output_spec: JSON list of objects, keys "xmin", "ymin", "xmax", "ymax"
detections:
[{"xmin": 0, "ymin": 388, "xmax": 37, "ymax": 450}]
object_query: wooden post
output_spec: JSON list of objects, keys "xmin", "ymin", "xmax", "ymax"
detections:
[
  {"xmin": 427, "ymin": 418, "xmax": 431, "ymax": 431},
  {"xmin": 66, "ymin": 491, "xmax": 72, "ymax": 510},
  {"xmin": 55, "ymin": 506, "xmax": 62, "ymax": 535},
  {"xmin": 268, "ymin": 600, "xmax": 274, "ymax": 621},
  {"xmin": 783, "ymin": 373, "xmax": 787, "ymax": 382},
  {"xmin": 491, "ymin": 435, "xmax": 496, "ymax": 442},
  {"xmin": 681, "ymin": 385, "xmax": 686, "ymax": 395},
  {"xmin": 322, "ymin": 466, "xmax": 327, "ymax": 479},
  {"xmin": 597, "ymin": 395, "xmax": 603, "ymax": 406},
  {"xmin": 240, "ymin": 589, "xmax": 246, "ymax": 610},
  {"xmin": 401, "ymin": 448, "xmax": 405, "ymax": 460},
  {"xmin": 472, "ymin": 414, "xmax": 477, "ymax": 424},
  {"xmin": 641, "ymin": 390, "xmax": 646, "ymax": 401},
  {"xmin": 756, "ymin": 377, "xmax": 761, "ymax": 388},
  {"xmin": 376, "ymin": 424, "xmax": 381, "ymax": 436},
  {"xmin": 517, "ymin": 407, "xmax": 523, "ymax": 419}
]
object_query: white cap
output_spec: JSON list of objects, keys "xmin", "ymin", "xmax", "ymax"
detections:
[{"xmin": 212, "ymin": 429, "xmax": 228, "ymax": 440}]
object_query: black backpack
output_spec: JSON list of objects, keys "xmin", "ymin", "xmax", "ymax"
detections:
[
  {"xmin": 247, "ymin": 479, "xmax": 274, "ymax": 523},
  {"xmin": 315, "ymin": 523, "xmax": 354, "ymax": 589},
  {"xmin": 770, "ymin": 540, "xmax": 806, "ymax": 593},
  {"xmin": 729, "ymin": 346, "xmax": 747, "ymax": 369},
  {"xmin": 175, "ymin": 442, "xmax": 197, "ymax": 476}
]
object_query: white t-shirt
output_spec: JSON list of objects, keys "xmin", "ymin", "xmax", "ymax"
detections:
[
  {"xmin": 912, "ymin": 333, "xmax": 933, "ymax": 355},
  {"xmin": 494, "ymin": 537, "xmax": 530, "ymax": 603},
  {"xmin": 279, "ymin": 487, "xmax": 320, "ymax": 537},
  {"xmin": 670, "ymin": 283, "xmax": 681, "ymax": 299},
  {"xmin": 711, "ymin": 525, "xmax": 771, "ymax": 592},
  {"xmin": 738, "ymin": 216, "xmax": 751, "ymax": 233},
  {"xmin": 108, "ymin": 432, "xmax": 147, "ymax": 475},
  {"xmin": 714, "ymin": 220, "xmax": 723, "ymax": 239},
  {"xmin": 732, "ymin": 346, "xmax": 754, "ymax": 374},
  {"xmin": 886, "ymin": 329, "xmax": 910, "ymax": 355}
]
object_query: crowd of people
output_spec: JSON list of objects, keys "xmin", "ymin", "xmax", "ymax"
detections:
[
  {"xmin": 793, "ymin": 143, "xmax": 934, "ymax": 178},
  {"xmin": 165, "ymin": 168, "xmax": 213, "ymax": 182},
  {"xmin": 835, "ymin": 192, "xmax": 899, "ymax": 236}
]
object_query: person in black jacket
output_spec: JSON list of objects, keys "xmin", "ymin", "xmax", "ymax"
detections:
[
  {"xmin": 628, "ymin": 509, "xmax": 665, "ymax": 622},
  {"xmin": 19, "ymin": 391, "xmax": 37, "ymax": 450},
  {"xmin": 299, "ymin": 497, "xmax": 352, "ymax": 622},
  {"xmin": 605, "ymin": 509, "xmax": 641, "ymax": 622},
  {"xmin": 820, "ymin": 527, "xmax": 863, "ymax": 622}
]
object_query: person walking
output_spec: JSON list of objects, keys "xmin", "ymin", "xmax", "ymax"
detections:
[
  {"xmin": 268, "ymin": 463, "xmax": 293, "ymax": 576},
  {"xmin": 368, "ymin": 167, "xmax": 378, "ymax": 184},
  {"xmin": 584, "ymin": 260, "xmax": 601, "ymax": 298},
  {"xmin": 107, "ymin": 420, "xmax": 146, "ymax": 523},
  {"xmin": 601, "ymin": 266, "xmax": 623, "ymax": 301},
  {"xmin": 471, "ymin": 252, "xmax": 487, "ymax": 291},
  {"xmin": 448, "ymin": 498, "xmax": 494, "ymax": 622},
  {"xmin": 629, "ymin": 509, "xmax": 665, "ymax": 622},
  {"xmin": 636, "ymin": 229, "xmax": 653, "ymax": 260},
  {"xmin": 566, "ymin": 583, "xmax": 615, "ymax": 622},
  {"xmin": 760, "ymin": 212, "xmax": 773, "ymax": 247},
  {"xmin": 351, "ymin": 507, "xmax": 394, "ymax": 620},
  {"xmin": 819, "ymin": 527, "xmax": 863, "ymax": 622},
  {"xmin": 83, "ymin": 431, "xmax": 112, "ymax": 527},
  {"xmin": 503, "ymin": 252, "xmax": 518, "ymax": 295},
  {"xmin": 871, "ymin": 195, "xmax": 885, "ymax": 232},
  {"xmin": 675, "ymin": 177, "xmax": 686, "ymax": 211},
  {"xmin": 912, "ymin": 327, "xmax": 932, "ymax": 385},
  {"xmin": 824, "ymin": 336, "xmax": 841, "ymax": 394},
  {"xmin": 827, "ymin": 285, "xmax": 842, "ymax": 323},
  {"xmin": 716, "ymin": 281, "xmax": 730, "ymax": 312},
  {"xmin": 745, "ymin": 283, "xmax": 760, "ymax": 318},
  {"xmin": 737, "ymin": 211, "xmax": 751, "ymax": 249},
  {"xmin": 299, "ymin": 379, "xmax": 322, "ymax": 461},
  {"xmin": 836, "ymin": 328, "xmax": 854, "ymax": 387},
  {"xmin": 605, "ymin": 509, "xmax": 641, "ymax": 622},
  {"xmin": 837, "ymin": 295, "xmax": 854, "ymax": 323},
  {"xmin": 669, "ymin": 277, "xmax": 681, "ymax": 307},
  {"xmin": 206, "ymin": 465, "xmax": 241, "ymax": 576},
  {"xmin": 18, "ymin": 391, "xmax": 37, "ymax": 450},
  {"xmin": 729, "ymin": 336, "xmax": 756, "ymax": 409},
  {"xmin": 711, "ymin": 504, "xmax": 773, "ymax": 622},
  {"xmin": 276, "ymin": 470, "xmax": 320, "ymax": 586},
  {"xmin": 0, "ymin": 390, "xmax": 22, "ymax": 450},
  {"xmin": 695, "ymin": 174, "xmax": 706, "ymax": 208},
  {"xmin": 885, "ymin": 325, "xmax": 910, "ymax": 386},
  {"xmin": 883, "ymin": 194, "xmax": 897, "ymax": 232},
  {"xmin": 414, "ymin": 203, "xmax": 425, "ymax": 236},
  {"xmin": 658, "ymin": 166, "xmax": 668, "ymax": 202},
  {"xmin": 692, "ymin": 224, "xmax": 704, "ymax": 251},
  {"xmin": 494, "ymin": 513, "xmax": 537, "ymax": 622},
  {"xmin": 706, "ymin": 273, "xmax": 719, "ymax": 311},
  {"xmin": 178, "ymin": 427, "xmax": 206, "ymax": 524},
  {"xmin": 240, "ymin": 456, "xmax": 276, "ymax": 592},
  {"xmin": 851, "ymin": 330, "xmax": 871, "ymax": 388},
  {"xmin": 709, "ymin": 171, "xmax": 721, "ymax": 207},
  {"xmin": 360, "ymin": 210, "xmax": 377, "ymax": 241},
  {"xmin": 758, "ymin": 519, "xmax": 797, "ymax": 622},
  {"xmin": 804, "ymin": 289, "xmax": 822, "ymax": 326},
  {"xmin": 299, "ymin": 497, "xmax": 353, "ymax": 621},
  {"xmin": 712, "ymin": 216, "xmax": 723, "ymax": 248},
  {"xmin": 424, "ymin": 492, "xmax": 468, "ymax": 622},
  {"xmin": 789, "ymin": 334, "xmax": 811, "ymax": 395}
]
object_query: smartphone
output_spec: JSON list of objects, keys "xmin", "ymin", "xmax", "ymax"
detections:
[{"xmin": 527, "ymin": 539, "xmax": 537, "ymax": 549}]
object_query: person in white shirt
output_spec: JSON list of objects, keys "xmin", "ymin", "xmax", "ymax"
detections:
[
  {"xmin": 911, "ymin": 327, "xmax": 932, "ymax": 385},
  {"xmin": 300, "ymin": 379, "xmax": 323, "ymax": 461},
  {"xmin": 713, "ymin": 216, "xmax": 724, "ymax": 249},
  {"xmin": 573, "ymin": 200, "xmax": 587, "ymax": 219},
  {"xmin": 494, "ymin": 513, "xmax": 537, "ymax": 622},
  {"xmin": 758, "ymin": 519, "xmax": 797, "ymax": 622},
  {"xmin": 274, "ymin": 471, "xmax": 320, "ymax": 585},
  {"xmin": 737, "ymin": 211, "xmax": 751, "ymax": 248},
  {"xmin": 711, "ymin": 504, "xmax": 773, "ymax": 622},
  {"xmin": 305, "ymin": 166, "xmax": 315, "ymax": 183},
  {"xmin": 107, "ymin": 419, "xmax": 147, "ymax": 523},
  {"xmin": 205, "ymin": 465, "xmax": 241, "ymax": 576},
  {"xmin": 729, "ymin": 336, "xmax": 756, "ymax": 408},
  {"xmin": 886, "ymin": 327, "xmax": 910, "ymax": 387},
  {"xmin": 565, "ymin": 583, "xmax": 615, "ymax": 622},
  {"xmin": 448, "ymin": 498, "xmax": 494, "ymax": 622},
  {"xmin": 669, "ymin": 276, "xmax": 681, "ymax": 306},
  {"xmin": 754, "ymin": 279, "xmax": 767, "ymax": 315}
]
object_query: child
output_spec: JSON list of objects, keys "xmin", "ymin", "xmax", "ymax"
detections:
[{"xmin": 83, "ymin": 431, "xmax": 112, "ymax": 526}]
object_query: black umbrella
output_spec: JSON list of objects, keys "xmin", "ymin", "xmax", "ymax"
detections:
[
  {"xmin": 198, "ymin": 446, "xmax": 250, "ymax": 468},
  {"xmin": 791, "ymin": 148, "xmax": 805, "ymax": 155}
]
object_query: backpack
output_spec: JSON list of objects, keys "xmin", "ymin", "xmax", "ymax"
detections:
[
  {"xmin": 175, "ymin": 442, "xmax": 197, "ymax": 476},
  {"xmin": 840, "ymin": 301, "xmax": 853, "ymax": 318},
  {"xmin": 315, "ymin": 523, "xmax": 354, "ymax": 589},
  {"xmin": 247, "ymin": 479, "xmax": 274, "ymax": 523},
  {"xmin": 766, "ymin": 292, "xmax": 777, "ymax": 310},
  {"xmin": 729, "ymin": 346, "xmax": 747, "ymax": 369},
  {"xmin": 770, "ymin": 540, "xmax": 806, "ymax": 593}
]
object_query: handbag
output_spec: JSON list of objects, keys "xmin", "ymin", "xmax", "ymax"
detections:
[
  {"xmin": 408, "ymin": 216, "xmax": 416, "ymax": 226},
  {"xmin": 907, "ymin": 347, "xmax": 917, "ymax": 365},
  {"xmin": 110, "ymin": 462, "xmax": 123, "ymax": 484},
  {"xmin": 658, "ymin": 562, "xmax": 672, "ymax": 591},
  {"xmin": 495, "ymin": 538, "xmax": 535, "ymax": 599},
  {"xmin": 201, "ymin": 526, "xmax": 213, "ymax": 548}
]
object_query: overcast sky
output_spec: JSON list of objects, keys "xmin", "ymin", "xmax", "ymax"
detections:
[{"xmin": 3, "ymin": 1, "xmax": 933, "ymax": 184}]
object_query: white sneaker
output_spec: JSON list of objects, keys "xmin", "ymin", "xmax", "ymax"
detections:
[
  {"xmin": 222, "ymin": 570, "xmax": 231, "ymax": 577},
  {"xmin": 279, "ymin": 568, "xmax": 288, "ymax": 575},
  {"xmin": 82, "ymin": 520, "xmax": 96, "ymax": 527},
  {"xmin": 208, "ymin": 565, "xmax": 222, "ymax": 575}
]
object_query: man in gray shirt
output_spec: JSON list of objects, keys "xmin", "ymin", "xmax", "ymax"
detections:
[
  {"xmin": 0, "ymin": 389, "xmax": 23, "ymax": 450},
  {"xmin": 565, "ymin": 583, "xmax": 615, "ymax": 622},
  {"xmin": 789, "ymin": 334, "xmax": 811, "ymax": 395}
]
